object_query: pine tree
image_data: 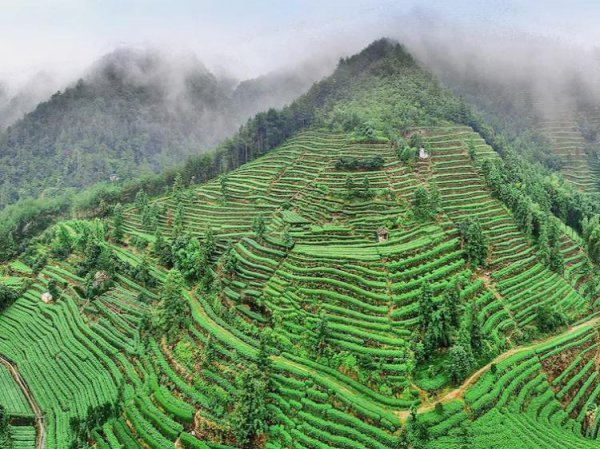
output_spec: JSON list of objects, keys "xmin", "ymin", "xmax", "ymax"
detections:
[
  {"xmin": 134, "ymin": 189, "xmax": 148, "ymax": 212},
  {"xmin": 223, "ymin": 242, "xmax": 238, "ymax": 275},
  {"xmin": 154, "ymin": 230, "xmax": 173, "ymax": 267},
  {"xmin": 418, "ymin": 282, "xmax": 434, "ymax": 332},
  {"xmin": 252, "ymin": 214, "xmax": 266, "ymax": 238},
  {"xmin": 442, "ymin": 281, "xmax": 461, "ymax": 327},
  {"xmin": 229, "ymin": 365, "xmax": 272, "ymax": 448},
  {"xmin": 537, "ymin": 222, "xmax": 550, "ymax": 264},
  {"xmin": 0, "ymin": 405, "xmax": 12, "ymax": 449},
  {"xmin": 220, "ymin": 175, "xmax": 227, "ymax": 199},
  {"xmin": 459, "ymin": 219, "xmax": 488, "ymax": 268},
  {"xmin": 51, "ymin": 223, "xmax": 73, "ymax": 259},
  {"xmin": 157, "ymin": 269, "xmax": 188, "ymax": 337},
  {"xmin": 172, "ymin": 172, "xmax": 185, "ymax": 202},
  {"xmin": 448, "ymin": 344, "xmax": 472, "ymax": 385},
  {"xmin": 429, "ymin": 184, "xmax": 441, "ymax": 216},
  {"xmin": 412, "ymin": 186, "xmax": 431, "ymax": 221},
  {"xmin": 172, "ymin": 233, "xmax": 204, "ymax": 282},
  {"xmin": 112, "ymin": 203, "xmax": 124, "ymax": 243},
  {"xmin": 548, "ymin": 222, "xmax": 564, "ymax": 273},
  {"xmin": 173, "ymin": 202, "xmax": 185, "ymax": 236}
]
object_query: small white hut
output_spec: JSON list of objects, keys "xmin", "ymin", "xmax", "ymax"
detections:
[
  {"xmin": 418, "ymin": 147, "xmax": 429, "ymax": 160},
  {"xmin": 41, "ymin": 292, "xmax": 53, "ymax": 304},
  {"xmin": 376, "ymin": 227, "xmax": 389, "ymax": 243}
]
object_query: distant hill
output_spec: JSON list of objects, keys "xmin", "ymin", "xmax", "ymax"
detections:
[{"xmin": 0, "ymin": 48, "xmax": 318, "ymax": 209}]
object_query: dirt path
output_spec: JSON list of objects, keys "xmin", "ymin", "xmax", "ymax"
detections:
[
  {"xmin": 396, "ymin": 315, "xmax": 600, "ymax": 421},
  {"xmin": 0, "ymin": 354, "xmax": 45, "ymax": 449}
]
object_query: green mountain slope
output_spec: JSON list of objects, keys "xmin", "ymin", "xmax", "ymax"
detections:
[
  {"xmin": 0, "ymin": 48, "xmax": 317, "ymax": 210},
  {"xmin": 0, "ymin": 39, "xmax": 599, "ymax": 449}
]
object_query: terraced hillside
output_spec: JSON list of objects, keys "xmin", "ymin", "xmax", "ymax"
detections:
[
  {"xmin": 0, "ymin": 121, "xmax": 599, "ymax": 449},
  {"xmin": 539, "ymin": 111, "xmax": 600, "ymax": 193}
]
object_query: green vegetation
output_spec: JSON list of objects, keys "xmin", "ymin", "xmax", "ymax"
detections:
[{"xmin": 0, "ymin": 38, "xmax": 600, "ymax": 449}]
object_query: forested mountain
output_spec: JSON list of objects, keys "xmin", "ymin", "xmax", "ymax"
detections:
[
  {"xmin": 2, "ymin": 38, "xmax": 600, "ymax": 449},
  {"xmin": 0, "ymin": 48, "xmax": 319, "ymax": 209}
]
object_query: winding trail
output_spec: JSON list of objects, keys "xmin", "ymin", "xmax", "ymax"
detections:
[
  {"xmin": 396, "ymin": 315, "xmax": 600, "ymax": 421},
  {"xmin": 0, "ymin": 354, "xmax": 45, "ymax": 449},
  {"xmin": 188, "ymin": 286, "xmax": 600, "ymax": 425}
]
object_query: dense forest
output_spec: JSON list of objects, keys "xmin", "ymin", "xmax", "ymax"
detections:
[{"xmin": 0, "ymin": 48, "xmax": 318, "ymax": 210}]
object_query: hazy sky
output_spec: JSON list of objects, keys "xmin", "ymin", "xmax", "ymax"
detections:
[{"xmin": 1, "ymin": 0, "xmax": 599, "ymax": 86}]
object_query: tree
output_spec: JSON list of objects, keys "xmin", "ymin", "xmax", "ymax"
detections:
[
  {"xmin": 442, "ymin": 281, "xmax": 461, "ymax": 327},
  {"xmin": 203, "ymin": 227, "xmax": 216, "ymax": 261},
  {"xmin": 425, "ymin": 305, "xmax": 452, "ymax": 351},
  {"xmin": 173, "ymin": 202, "xmax": 185, "ymax": 236},
  {"xmin": 172, "ymin": 172, "xmax": 185, "ymax": 202},
  {"xmin": 345, "ymin": 175, "xmax": 355, "ymax": 196},
  {"xmin": 157, "ymin": 269, "xmax": 188, "ymax": 336},
  {"xmin": 282, "ymin": 231, "xmax": 294, "ymax": 248},
  {"xmin": 429, "ymin": 185, "xmax": 441, "ymax": 215},
  {"xmin": 412, "ymin": 186, "xmax": 436, "ymax": 221},
  {"xmin": 459, "ymin": 219, "xmax": 488, "ymax": 268},
  {"xmin": 134, "ymin": 189, "xmax": 148, "ymax": 212},
  {"xmin": 535, "ymin": 303, "xmax": 566, "ymax": 333},
  {"xmin": 548, "ymin": 222, "xmax": 564, "ymax": 273},
  {"xmin": 360, "ymin": 121, "xmax": 376, "ymax": 141},
  {"xmin": 112, "ymin": 203, "xmax": 124, "ymax": 243},
  {"xmin": 220, "ymin": 175, "xmax": 228, "ymax": 199},
  {"xmin": 409, "ymin": 133, "xmax": 424, "ymax": 149},
  {"xmin": 0, "ymin": 405, "xmax": 12, "ymax": 449},
  {"xmin": 154, "ymin": 230, "xmax": 172, "ymax": 267},
  {"xmin": 229, "ymin": 365, "xmax": 272, "ymax": 448},
  {"xmin": 223, "ymin": 242, "xmax": 238, "ymax": 275},
  {"xmin": 418, "ymin": 282, "xmax": 434, "ymax": 332},
  {"xmin": 252, "ymin": 214, "xmax": 266, "ymax": 238},
  {"xmin": 0, "ymin": 285, "xmax": 19, "ymax": 313},
  {"xmin": 314, "ymin": 313, "xmax": 330, "ymax": 355},
  {"xmin": 467, "ymin": 139, "xmax": 477, "ymax": 160},
  {"xmin": 537, "ymin": 222, "xmax": 550, "ymax": 264},
  {"xmin": 171, "ymin": 233, "xmax": 205, "ymax": 282},
  {"xmin": 466, "ymin": 303, "xmax": 483, "ymax": 354},
  {"xmin": 582, "ymin": 215, "xmax": 600, "ymax": 263},
  {"xmin": 448, "ymin": 344, "xmax": 472, "ymax": 385},
  {"xmin": 51, "ymin": 223, "xmax": 73, "ymax": 259}
]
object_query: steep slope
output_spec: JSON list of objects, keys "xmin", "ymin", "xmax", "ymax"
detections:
[
  {"xmin": 0, "ymin": 39, "xmax": 599, "ymax": 449},
  {"xmin": 0, "ymin": 48, "xmax": 318, "ymax": 210}
]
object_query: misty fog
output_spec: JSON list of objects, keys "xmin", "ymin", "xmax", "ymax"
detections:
[{"xmin": 3, "ymin": 2, "xmax": 600, "ymax": 129}]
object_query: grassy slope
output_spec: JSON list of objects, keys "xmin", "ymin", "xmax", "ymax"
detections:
[{"xmin": 0, "ymin": 124, "xmax": 599, "ymax": 448}]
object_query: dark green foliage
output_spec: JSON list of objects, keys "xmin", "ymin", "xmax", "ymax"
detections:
[
  {"xmin": 412, "ymin": 185, "xmax": 439, "ymax": 221},
  {"xmin": 154, "ymin": 230, "xmax": 173, "ymax": 267},
  {"xmin": 0, "ymin": 405, "xmax": 12, "ymax": 449},
  {"xmin": 111, "ymin": 203, "xmax": 124, "ymax": 243},
  {"xmin": 344, "ymin": 175, "xmax": 375, "ymax": 200},
  {"xmin": 173, "ymin": 202, "xmax": 185, "ymax": 236},
  {"xmin": 582, "ymin": 215, "xmax": 600, "ymax": 264},
  {"xmin": 397, "ymin": 145, "xmax": 417, "ymax": 163},
  {"xmin": 223, "ymin": 242, "xmax": 238, "ymax": 275},
  {"xmin": 458, "ymin": 219, "xmax": 488, "ymax": 268},
  {"xmin": 448, "ymin": 344, "xmax": 472, "ymax": 385},
  {"xmin": 252, "ymin": 214, "xmax": 266, "ymax": 238},
  {"xmin": 442, "ymin": 281, "xmax": 461, "ymax": 328},
  {"xmin": 50, "ymin": 223, "xmax": 73, "ymax": 259},
  {"xmin": 0, "ymin": 284, "xmax": 19, "ymax": 313},
  {"xmin": 535, "ymin": 304, "xmax": 566, "ymax": 334},
  {"xmin": 229, "ymin": 349, "xmax": 274, "ymax": 448},
  {"xmin": 171, "ymin": 233, "xmax": 205, "ymax": 282},
  {"xmin": 548, "ymin": 222, "xmax": 564, "ymax": 273},
  {"xmin": 157, "ymin": 269, "xmax": 188, "ymax": 337},
  {"xmin": 335, "ymin": 155, "xmax": 384, "ymax": 171},
  {"xmin": 69, "ymin": 402, "xmax": 117, "ymax": 449}
]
